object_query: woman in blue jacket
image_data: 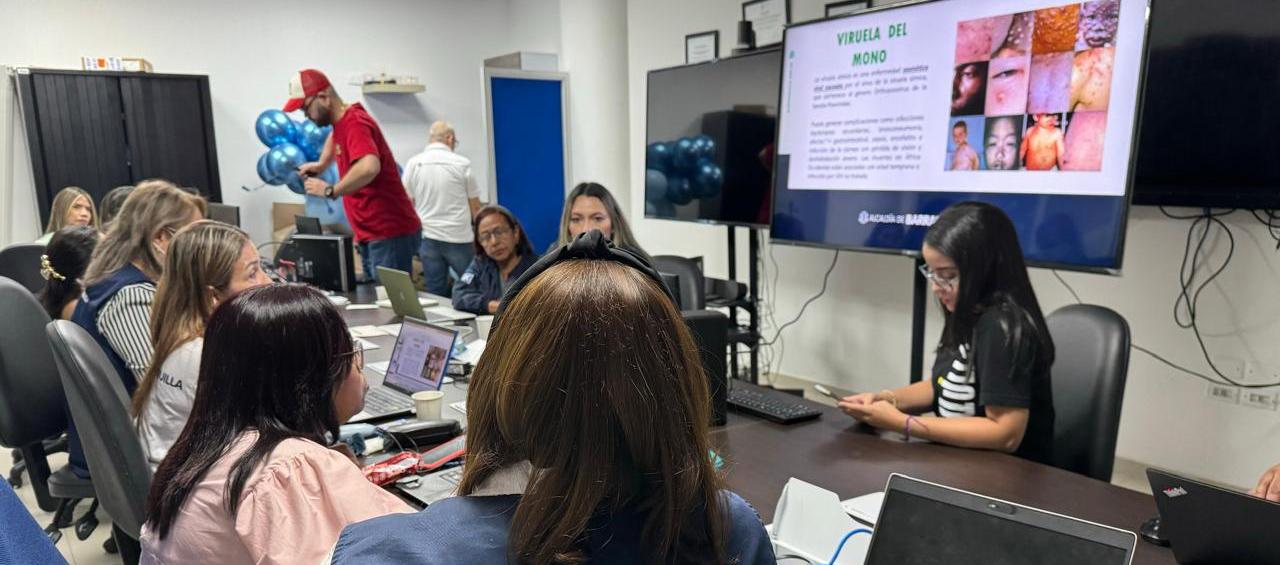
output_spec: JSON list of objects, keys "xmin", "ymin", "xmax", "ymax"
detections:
[{"xmin": 451, "ymin": 205, "xmax": 536, "ymax": 314}]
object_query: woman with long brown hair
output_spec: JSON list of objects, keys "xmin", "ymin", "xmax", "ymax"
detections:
[
  {"xmin": 69, "ymin": 179, "xmax": 204, "ymax": 477},
  {"xmin": 133, "ymin": 220, "xmax": 270, "ymax": 470},
  {"xmin": 553, "ymin": 182, "xmax": 649, "ymax": 260},
  {"xmin": 332, "ymin": 231, "xmax": 773, "ymax": 564}
]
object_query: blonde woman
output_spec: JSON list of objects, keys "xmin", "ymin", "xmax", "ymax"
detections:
[
  {"xmin": 133, "ymin": 221, "xmax": 270, "ymax": 470},
  {"xmin": 552, "ymin": 182, "xmax": 649, "ymax": 260},
  {"xmin": 36, "ymin": 186, "xmax": 97, "ymax": 244},
  {"xmin": 69, "ymin": 179, "xmax": 205, "ymax": 477}
]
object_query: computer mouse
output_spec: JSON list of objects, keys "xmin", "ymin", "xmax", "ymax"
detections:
[{"xmin": 1140, "ymin": 516, "xmax": 1169, "ymax": 547}]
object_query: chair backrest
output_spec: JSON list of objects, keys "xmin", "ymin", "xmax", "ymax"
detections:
[
  {"xmin": 1046, "ymin": 304, "xmax": 1131, "ymax": 482},
  {"xmin": 0, "ymin": 243, "xmax": 47, "ymax": 295},
  {"xmin": 0, "ymin": 277, "xmax": 66, "ymax": 448},
  {"xmin": 45, "ymin": 320, "xmax": 151, "ymax": 539},
  {"xmin": 653, "ymin": 255, "xmax": 706, "ymax": 311}
]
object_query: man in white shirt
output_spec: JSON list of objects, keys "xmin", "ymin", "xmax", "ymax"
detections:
[{"xmin": 402, "ymin": 121, "xmax": 483, "ymax": 296}]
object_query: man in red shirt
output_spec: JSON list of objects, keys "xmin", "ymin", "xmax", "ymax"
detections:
[{"xmin": 284, "ymin": 69, "xmax": 421, "ymax": 282}]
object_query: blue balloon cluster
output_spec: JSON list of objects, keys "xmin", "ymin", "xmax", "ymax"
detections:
[
  {"xmin": 254, "ymin": 109, "xmax": 333, "ymax": 195},
  {"xmin": 251, "ymin": 108, "xmax": 349, "ymax": 230},
  {"xmin": 645, "ymin": 134, "xmax": 723, "ymax": 209}
]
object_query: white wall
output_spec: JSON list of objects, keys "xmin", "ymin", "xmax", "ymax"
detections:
[
  {"xmin": 627, "ymin": 0, "xmax": 1280, "ymax": 489},
  {"xmin": 1, "ymin": 0, "xmax": 521, "ymax": 245},
  {"xmin": 558, "ymin": 0, "xmax": 630, "ymax": 193},
  {"xmin": 507, "ymin": 0, "xmax": 563, "ymax": 55}
]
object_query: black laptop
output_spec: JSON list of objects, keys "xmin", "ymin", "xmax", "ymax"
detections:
[
  {"xmin": 347, "ymin": 317, "xmax": 457, "ymax": 423},
  {"xmin": 1148, "ymin": 468, "xmax": 1280, "ymax": 564},
  {"xmin": 866, "ymin": 474, "xmax": 1137, "ymax": 565}
]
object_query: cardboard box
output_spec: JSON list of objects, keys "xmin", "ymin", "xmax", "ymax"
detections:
[{"xmin": 81, "ymin": 57, "xmax": 153, "ymax": 73}]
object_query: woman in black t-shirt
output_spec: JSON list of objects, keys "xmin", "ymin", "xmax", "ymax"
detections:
[{"xmin": 838, "ymin": 202, "xmax": 1056, "ymax": 464}]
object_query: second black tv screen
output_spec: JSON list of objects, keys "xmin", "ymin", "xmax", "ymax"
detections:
[{"xmin": 645, "ymin": 49, "xmax": 780, "ymax": 227}]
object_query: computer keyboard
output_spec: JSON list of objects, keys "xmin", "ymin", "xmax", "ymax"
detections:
[
  {"xmin": 727, "ymin": 384, "xmax": 823, "ymax": 424},
  {"xmin": 363, "ymin": 387, "xmax": 413, "ymax": 415}
]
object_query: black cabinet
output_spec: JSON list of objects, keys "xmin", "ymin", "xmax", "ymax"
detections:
[{"xmin": 15, "ymin": 69, "xmax": 220, "ymax": 226}]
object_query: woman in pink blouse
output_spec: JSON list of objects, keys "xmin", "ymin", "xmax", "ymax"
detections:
[{"xmin": 139, "ymin": 284, "xmax": 412, "ymax": 564}]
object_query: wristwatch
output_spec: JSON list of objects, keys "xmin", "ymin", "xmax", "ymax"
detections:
[{"xmin": 324, "ymin": 184, "xmax": 336, "ymax": 199}]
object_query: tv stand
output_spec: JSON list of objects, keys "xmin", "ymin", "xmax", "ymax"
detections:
[{"xmin": 712, "ymin": 226, "xmax": 761, "ymax": 384}]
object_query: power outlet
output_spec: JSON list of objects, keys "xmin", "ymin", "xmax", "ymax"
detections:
[
  {"xmin": 1241, "ymin": 391, "xmax": 1279, "ymax": 411},
  {"xmin": 1207, "ymin": 383, "xmax": 1240, "ymax": 404}
]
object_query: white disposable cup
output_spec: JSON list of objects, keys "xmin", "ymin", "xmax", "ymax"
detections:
[
  {"xmin": 375, "ymin": 285, "xmax": 389, "ymax": 301},
  {"xmin": 475, "ymin": 315, "xmax": 494, "ymax": 340},
  {"xmin": 412, "ymin": 390, "xmax": 445, "ymax": 421}
]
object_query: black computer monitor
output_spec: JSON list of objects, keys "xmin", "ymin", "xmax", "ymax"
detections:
[
  {"xmin": 294, "ymin": 215, "xmax": 322, "ymax": 235},
  {"xmin": 1131, "ymin": 0, "xmax": 1280, "ymax": 209},
  {"xmin": 207, "ymin": 203, "xmax": 240, "ymax": 227},
  {"xmin": 645, "ymin": 49, "xmax": 780, "ymax": 228}
]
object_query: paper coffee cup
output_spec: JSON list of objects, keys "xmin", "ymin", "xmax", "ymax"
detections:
[
  {"xmin": 476, "ymin": 315, "xmax": 494, "ymax": 340},
  {"xmin": 412, "ymin": 390, "xmax": 445, "ymax": 421}
]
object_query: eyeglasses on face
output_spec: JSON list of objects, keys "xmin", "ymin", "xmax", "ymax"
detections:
[
  {"xmin": 478, "ymin": 226, "xmax": 512, "ymax": 244},
  {"xmin": 918, "ymin": 264, "xmax": 959, "ymax": 290}
]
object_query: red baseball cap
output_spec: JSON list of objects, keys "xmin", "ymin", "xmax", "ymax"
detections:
[{"xmin": 283, "ymin": 69, "xmax": 332, "ymax": 112}]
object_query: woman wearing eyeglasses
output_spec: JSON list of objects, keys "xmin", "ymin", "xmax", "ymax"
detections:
[
  {"xmin": 838, "ymin": 202, "xmax": 1056, "ymax": 464},
  {"xmin": 451, "ymin": 205, "xmax": 537, "ymax": 315}
]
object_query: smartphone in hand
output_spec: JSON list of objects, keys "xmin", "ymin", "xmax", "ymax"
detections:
[{"xmin": 813, "ymin": 383, "xmax": 841, "ymax": 400}]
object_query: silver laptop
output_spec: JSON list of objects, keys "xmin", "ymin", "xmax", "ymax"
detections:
[
  {"xmin": 865, "ymin": 474, "xmax": 1137, "ymax": 564},
  {"xmin": 348, "ymin": 317, "xmax": 457, "ymax": 423},
  {"xmin": 376, "ymin": 266, "xmax": 474, "ymax": 324}
]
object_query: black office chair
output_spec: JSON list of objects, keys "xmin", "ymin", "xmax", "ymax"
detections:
[
  {"xmin": 653, "ymin": 255, "xmax": 706, "ymax": 311},
  {"xmin": 46, "ymin": 320, "xmax": 151, "ymax": 564},
  {"xmin": 1046, "ymin": 304, "xmax": 1131, "ymax": 482},
  {"xmin": 0, "ymin": 243, "xmax": 47, "ymax": 294},
  {"xmin": 0, "ymin": 277, "xmax": 66, "ymax": 512},
  {"xmin": 0, "ymin": 277, "xmax": 97, "ymax": 546}
]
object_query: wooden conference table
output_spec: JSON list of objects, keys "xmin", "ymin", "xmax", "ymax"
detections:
[{"xmin": 339, "ymin": 286, "xmax": 1176, "ymax": 565}]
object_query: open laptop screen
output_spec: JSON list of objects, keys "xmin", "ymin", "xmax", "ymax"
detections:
[
  {"xmin": 867, "ymin": 476, "xmax": 1133, "ymax": 565},
  {"xmin": 383, "ymin": 318, "xmax": 456, "ymax": 394}
]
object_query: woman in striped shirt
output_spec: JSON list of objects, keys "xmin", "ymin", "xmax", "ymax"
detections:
[
  {"xmin": 69, "ymin": 179, "xmax": 205, "ymax": 477},
  {"xmin": 837, "ymin": 202, "xmax": 1057, "ymax": 464}
]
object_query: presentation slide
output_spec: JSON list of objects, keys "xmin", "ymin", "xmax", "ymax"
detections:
[
  {"xmin": 777, "ymin": 0, "xmax": 1145, "ymax": 197},
  {"xmin": 770, "ymin": 0, "xmax": 1148, "ymax": 270}
]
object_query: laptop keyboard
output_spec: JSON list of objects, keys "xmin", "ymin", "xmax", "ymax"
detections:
[{"xmin": 363, "ymin": 386, "xmax": 413, "ymax": 415}]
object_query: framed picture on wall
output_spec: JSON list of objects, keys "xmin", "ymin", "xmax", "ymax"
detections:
[
  {"xmin": 685, "ymin": 31, "xmax": 720, "ymax": 64},
  {"xmin": 825, "ymin": 1, "xmax": 870, "ymax": 18},
  {"xmin": 742, "ymin": 0, "xmax": 790, "ymax": 47}
]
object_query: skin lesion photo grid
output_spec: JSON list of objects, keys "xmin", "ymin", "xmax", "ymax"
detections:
[{"xmin": 947, "ymin": 0, "xmax": 1118, "ymax": 172}]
